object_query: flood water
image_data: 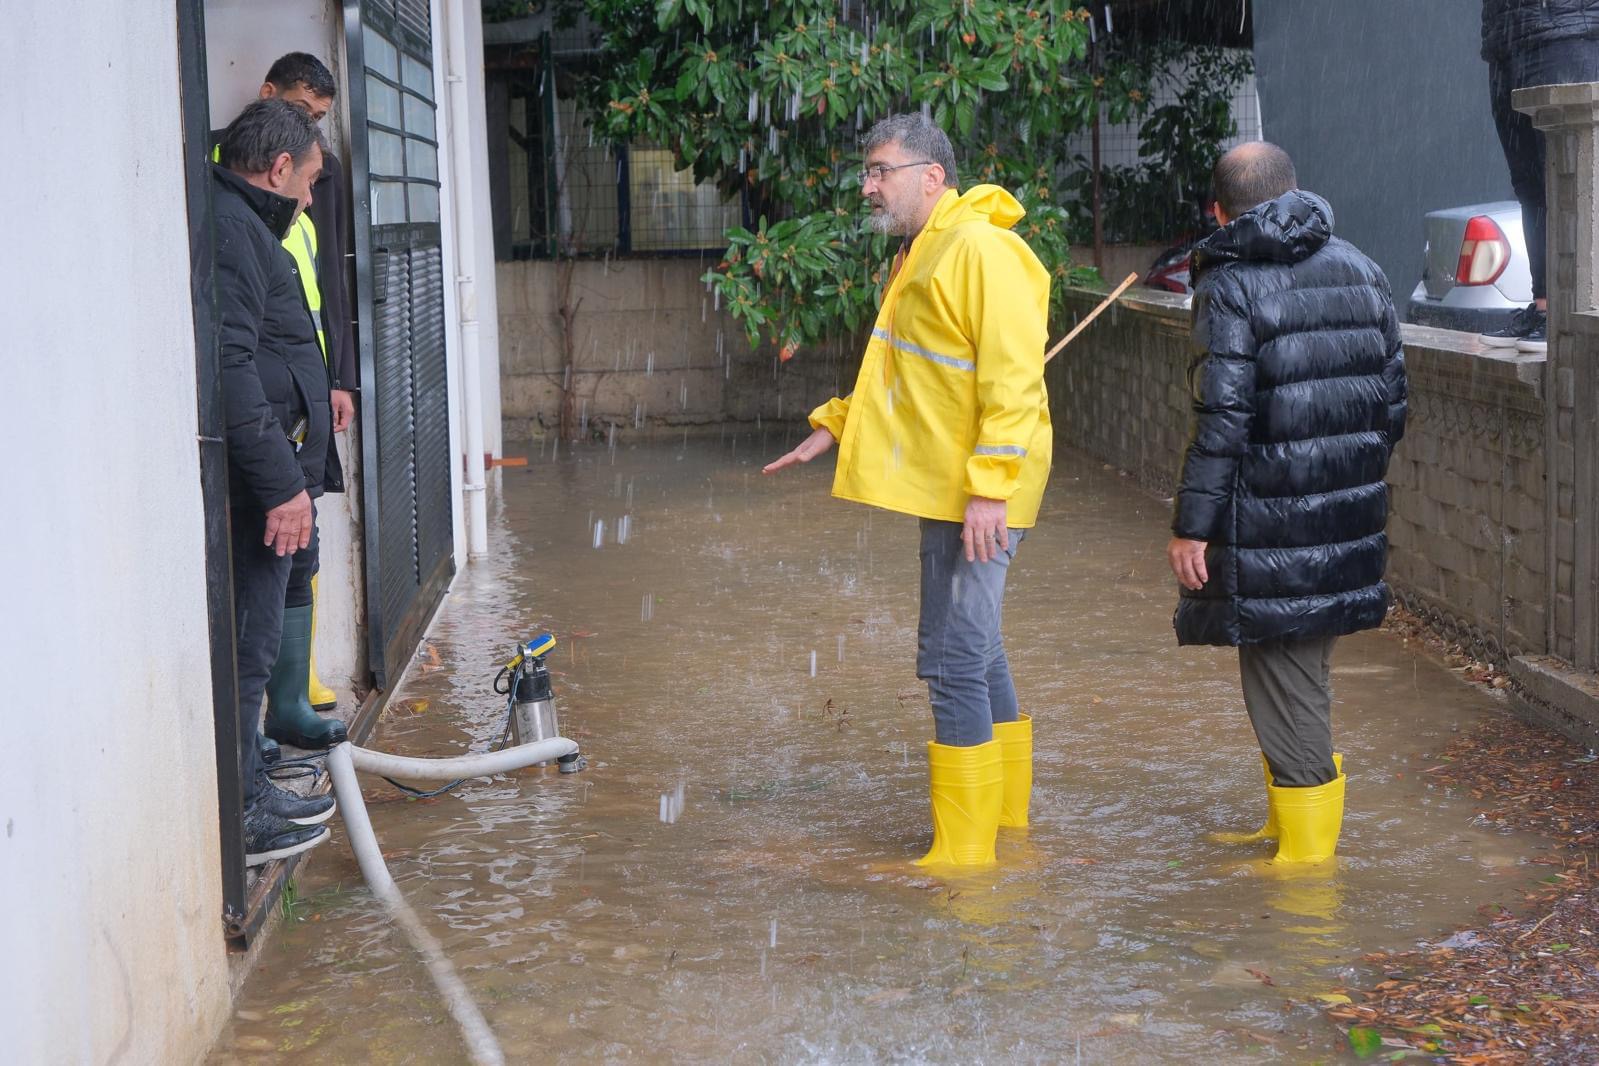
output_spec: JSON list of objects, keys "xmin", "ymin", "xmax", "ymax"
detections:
[{"xmin": 212, "ymin": 436, "xmax": 1550, "ymax": 1064}]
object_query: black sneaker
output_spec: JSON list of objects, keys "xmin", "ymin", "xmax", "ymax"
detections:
[
  {"xmin": 244, "ymin": 804, "xmax": 328, "ymax": 866},
  {"xmin": 258, "ymin": 779, "xmax": 336, "ymax": 826},
  {"xmin": 1516, "ymin": 318, "xmax": 1548, "ymax": 353},
  {"xmin": 1481, "ymin": 303, "xmax": 1544, "ymax": 348}
]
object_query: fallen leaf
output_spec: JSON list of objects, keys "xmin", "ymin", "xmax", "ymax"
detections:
[
  {"xmin": 1348, "ymin": 1026, "xmax": 1383, "ymax": 1059},
  {"xmin": 1245, "ymin": 967, "xmax": 1276, "ymax": 987}
]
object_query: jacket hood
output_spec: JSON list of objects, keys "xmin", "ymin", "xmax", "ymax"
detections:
[
  {"xmin": 1191, "ymin": 189, "xmax": 1333, "ymax": 277},
  {"xmin": 211, "ymin": 162, "xmax": 300, "ymax": 240},
  {"xmin": 924, "ymin": 183, "xmax": 1026, "ymax": 233}
]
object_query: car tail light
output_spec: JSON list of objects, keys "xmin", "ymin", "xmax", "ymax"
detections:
[{"xmin": 1456, "ymin": 215, "xmax": 1510, "ymax": 285}]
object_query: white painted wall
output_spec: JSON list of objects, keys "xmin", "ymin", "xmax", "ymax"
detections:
[
  {"xmin": 464, "ymin": 1, "xmax": 505, "ymax": 461},
  {"xmin": 205, "ymin": 0, "xmax": 368, "ymax": 703},
  {"xmin": 0, "ymin": 3, "xmax": 231, "ymax": 1063},
  {"xmin": 434, "ymin": 0, "xmax": 471, "ymax": 566}
]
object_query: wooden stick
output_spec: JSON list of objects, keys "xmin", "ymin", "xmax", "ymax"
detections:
[{"xmin": 1044, "ymin": 271, "xmax": 1142, "ymax": 363}]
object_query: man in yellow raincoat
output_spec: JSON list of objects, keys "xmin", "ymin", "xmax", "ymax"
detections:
[{"xmin": 765, "ymin": 113, "xmax": 1051, "ymax": 868}]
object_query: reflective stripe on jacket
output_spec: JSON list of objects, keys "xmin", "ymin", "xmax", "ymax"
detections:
[{"xmin": 809, "ymin": 184, "xmax": 1052, "ymax": 527}]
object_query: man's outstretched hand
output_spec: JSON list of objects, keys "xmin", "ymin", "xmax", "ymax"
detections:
[{"xmin": 763, "ymin": 427, "xmax": 836, "ymax": 474}]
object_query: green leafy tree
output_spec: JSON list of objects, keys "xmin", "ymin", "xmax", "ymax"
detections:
[
  {"xmin": 558, "ymin": 0, "xmax": 1148, "ymax": 354},
  {"xmin": 1060, "ymin": 44, "xmax": 1254, "ymax": 244}
]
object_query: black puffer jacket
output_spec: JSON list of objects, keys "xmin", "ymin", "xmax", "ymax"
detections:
[
  {"xmin": 211, "ymin": 163, "xmax": 337, "ymax": 510},
  {"xmin": 1482, "ymin": 0, "xmax": 1599, "ymax": 60},
  {"xmin": 1172, "ymin": 190, "xmax": 1407, "ymax": 647}
]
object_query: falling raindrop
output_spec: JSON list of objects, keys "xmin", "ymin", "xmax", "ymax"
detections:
[
  {"xmin": 592, "ymin": 519, "xmax": 605, "ymax": 549},
  {"xmin": 837, "ymin": 634, "xmax": 846, "ymax": 662},
  {"xmin": 809, "ymin": 650, "xmax": 817, "ymax": 677},
  {"xmin": 618, "ymin": 514, "xmax": 632, "ymax": 544},
  {"xmin": 769, "ymin": 918, "xmax": 778, "ymax": 948},
  {"xmin": 641, "ymin": 591, "xmax": 654, "ymax": 621}
]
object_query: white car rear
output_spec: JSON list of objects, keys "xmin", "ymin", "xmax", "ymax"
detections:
[{"xmin": 1406, "ymin": 201, "xmax": 1532, "ymax": 332}]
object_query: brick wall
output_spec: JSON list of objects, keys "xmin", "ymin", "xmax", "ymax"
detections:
[{"xmin": 1050, "ymin": 286, "xmax": 1549, "ymax": 661}]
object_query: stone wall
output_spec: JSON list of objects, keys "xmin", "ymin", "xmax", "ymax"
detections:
[
  {"xmin": 496, "ymin": 259, "xmax": 853, "ymax": 442},
  {"xmin": 1049, "ymin": 286, "xmax": 1549, "ymax": 663}
]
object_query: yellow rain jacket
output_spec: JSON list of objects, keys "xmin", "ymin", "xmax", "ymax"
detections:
[{"xmin": 809, "ymin": 185, "xmax": 1052, "ymax": 527}]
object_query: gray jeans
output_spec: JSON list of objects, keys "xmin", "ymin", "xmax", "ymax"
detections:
[
  {"xmin": 915, "ymin": 519, "xmax": 1025, "ymax": 746},
  {"xmin": 1238, "ymin": 636, "xmax": 1338, "ymax": 787}
]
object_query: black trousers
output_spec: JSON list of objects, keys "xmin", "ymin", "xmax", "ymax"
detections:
[
  {"xmin": 284, "ymin": 499, "xmax": 320, "ymax": 609},
  {"xmin": 229, "ymin": 505, "xmax": 293, "ymax": 806},
  {"xmin": 1489, "ymin": 39, "xmax": 1599, "ymax": 301}
]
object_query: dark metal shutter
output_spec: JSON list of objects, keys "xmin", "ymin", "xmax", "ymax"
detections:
[{"xmin": 347, "ymin": 0, "xmax": 454, "ymax": 688}]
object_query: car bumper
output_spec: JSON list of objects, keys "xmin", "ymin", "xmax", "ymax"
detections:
[{"xmin": 1406, "ymin": 299, "xmax": 1518, "ymax": 334}]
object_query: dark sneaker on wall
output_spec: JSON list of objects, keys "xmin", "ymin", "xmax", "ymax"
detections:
[
  {"xmin": 258, "ymin": 779, "xmax": 336, "ymax": 826},
  {"xmin": 1516, "ymin": 319, "xmax": 1548, "ymax": 353},
  {"xmin": 244, "ymin": 804, "xmax": 329, "ymax": 866},
  {"xmin": 1480, "ymin": 303, "xmax": 1544, "ymax": 348}
]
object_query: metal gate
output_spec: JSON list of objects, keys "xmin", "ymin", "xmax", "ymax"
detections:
[{"xmin": 345, "ymin": 0, "xmax": 454, "ymax": 687}]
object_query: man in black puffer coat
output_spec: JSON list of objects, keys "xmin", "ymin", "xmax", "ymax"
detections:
[
  {"xmin": 1478, "ymin": 0, "xmax": 1599, "ymax": 352},
  {"xmin": 1166, "ymin": 143, "xmax": 1407, "ymax": 867}
]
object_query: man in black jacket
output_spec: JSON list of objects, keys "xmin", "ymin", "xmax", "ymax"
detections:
[
  {"xmin": 213, "ymin": 99, "xmax": 340, "ymax": 865},
  {"xmin": 1166, "ymin": 143, "xmax": 1407, "ymax": 867},
  {"xmin": 248, "ymin": 53, "xmax": 355, "ymax": 756},
  {"xmin": 1479, "ymin": 0, "xmax": 1599, "ymax": 352}
]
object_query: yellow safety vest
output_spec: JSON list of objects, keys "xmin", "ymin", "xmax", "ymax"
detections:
[{"xmin": 212, "ymin": 144, "xmax": 327, "ymax": 363}]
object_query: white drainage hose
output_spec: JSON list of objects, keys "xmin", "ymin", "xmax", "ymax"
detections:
[{"xmin": 326, "ymin": 736, "xmax": 579, "ymax": 1066}]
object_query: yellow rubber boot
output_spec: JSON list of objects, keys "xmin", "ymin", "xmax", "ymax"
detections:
[
  {"xmin": 307, "ymin": 575, "xmax": 338, "ymax": 711},
  {"xmin": 1211, "ymin": 752, "xmax": 1342, "ymax": 844},
  {"xmin": 914, "ymin": 739, "xmax": 1004, "ymax": 868},
  {"xmin": 994, "ymin": 714, "xmax": 1032, "ymax": 828},
  {"xmin": 1269, "ymin": 769, "xmax": 1346, "ymax": 865}
]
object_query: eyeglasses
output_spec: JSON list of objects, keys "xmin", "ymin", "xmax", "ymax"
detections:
[{"xmin": 858, "ymin": 161, "xmax": 936, "ymax": 184}]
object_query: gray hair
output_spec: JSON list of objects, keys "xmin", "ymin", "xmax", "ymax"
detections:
[
  {"xmin": 218, "ymin": 99, "xmax": 320, "ymax": 175},
  {"xmin": 863, "ymin": 113, "xmax": 958, "ymax": 189}
]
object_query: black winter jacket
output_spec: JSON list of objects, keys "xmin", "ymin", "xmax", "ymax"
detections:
[
  {"xmin": 211, "ymin": 164, "xmax": 338, "ymax": 510},
  {"xmin": 1172, "ymin": 190, "xmax": 1408, "ymax": 647},
  {"xmin": 1482, "ymin": 0, "xmax": 1599, "ymax": 60}
]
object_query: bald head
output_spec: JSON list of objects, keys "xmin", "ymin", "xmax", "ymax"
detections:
[{"xmin": 1212, "ymin": 141, "xmax": 1297, "ymax": 220}]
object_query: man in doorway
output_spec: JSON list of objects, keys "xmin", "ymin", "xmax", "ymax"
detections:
[
  {"xmin": 252, "ymin": 52, "xmax": 357, "ymax": 754},
  {"xmin": 1167, "ymin": 142, "xmax": 1407, "ymax": 866},
  {"xmin": 212, "ymin": 99, "xmax": 339, "ymax": 864},
  {"xmin": 1479, "ymin": 0, "xmax": 1599, "ymax": 352},
  {"xmin": 764, "ymin": 113, "xmax": 1052, "ymax": 868}
]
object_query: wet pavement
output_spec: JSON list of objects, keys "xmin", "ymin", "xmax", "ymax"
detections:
[{"xmin": 212, "ymin": 434, "xmax": 1552, "ymax": 1064}]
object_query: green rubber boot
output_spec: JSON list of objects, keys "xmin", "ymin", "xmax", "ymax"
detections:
[{"xmin": 265, "ymin": 605, "xmax": 348, "ymax": 750}]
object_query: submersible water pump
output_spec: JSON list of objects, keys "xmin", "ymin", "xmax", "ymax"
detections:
[{"xmin": 507, "ymin": 634, "xmax": 586, "ymax": 773}]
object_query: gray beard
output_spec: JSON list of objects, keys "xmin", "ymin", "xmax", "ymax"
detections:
[{"xmin": 866, "ymin": 205, "xmax": 911, "ymax": 235}]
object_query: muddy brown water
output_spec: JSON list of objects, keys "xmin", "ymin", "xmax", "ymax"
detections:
[{"xmin": 212, "ymin": 436, "xmax": 1549, "ymax": 1064}]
